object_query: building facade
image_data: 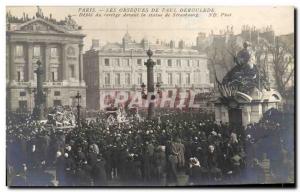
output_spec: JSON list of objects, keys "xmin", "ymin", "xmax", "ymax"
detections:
[
  {"xmin": 6, "ymin": 8, "xmax": 86, "ymax": 112},
  {"xmin": 84, "ymin": 32, "xmax": 213, "ymax": 110}
]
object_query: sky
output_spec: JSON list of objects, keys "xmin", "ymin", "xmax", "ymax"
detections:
[{"xmin": 6, "ymin": 6, "xmax": 294, "ymax": 51}]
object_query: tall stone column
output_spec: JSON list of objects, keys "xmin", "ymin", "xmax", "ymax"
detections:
[
  {"xmin": 27, "ymin": 42, "xmax": 33, "ymax": 81},
  {"xmin": 9, "ymin": 42, "xmax": 16, "ymax": 82},
  {"xmin": 61, "ymin": 43, "xmax": 68, "ymax": 81},
  {"xmin": 145, "ymin": 49, "xmax": 156, "ymax": 119},
  {"xmin": 79, "ymin": 44, "xmax": 84, "ymax": 83},
  {"xmin": 43, "ymin": 43, "xmax": 50, "ymax": 82}
]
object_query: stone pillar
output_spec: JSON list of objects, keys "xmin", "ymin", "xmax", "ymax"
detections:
[
  {"xmin": 79, "ymin": 44, "xmax": 84, "ymax": 83},
  {"xmin": 27, "ymin": 42, "xmax": 33, "ymax": 81},
  {"xmin": 43, "ymin": 43, "xmax": 51, "ymax": 82},
  {"xmin": 250, "ymin": 103, "xmax": 263, "ymax": 123},
  {"xmin": 214, "ymin": 104, "xmax": 222, "ymax": 124},
  {"xmin": 6, "ymin": 43, "xmax": 10, "ymax": 83},
  {"xmin": 61, "ymin": 43, "xmax": 68, "ymax": 81},
  {"xmin": 221, "ymin": 105, "xmax": 229, "ymax": 123},
  {"xmin": 242, "ymin": 105, "xmax": 251, "ymax": 127},
  {"xmin": 9, "ymin": 42, "xmax": 16, "ymax": 82}
]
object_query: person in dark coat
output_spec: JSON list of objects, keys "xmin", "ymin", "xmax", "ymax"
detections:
[
  {"xmin": 55, "ymin": 151, "xmax": 65, "ymax": 186},
  {"xmin": 76, "ymin": 147, "xmax": 87, "ymax": 165},
  {"xmin": 188, "ymin": 157, "xmax": 208, "ymax": 185},
  {"xmin": 207, "ymin": 145, "xmax": 222, "ymax": 181},
  {"xmin": 103, "ymin": 147, "xmax": 112, "ymax": 180},
  {"xmin": 64, "ymin": 153, "xmax": 75, "ymax": 186},
  {"xmin": 87, "ymin": 150, "xmax": 97, "ymax": 168},
  {"xmin": 80, "ymin": 161, "xmax": 93, "ymax": 186},
  {"xmin": 92, "ymin": 158, "xmax": 107, "ymax": 186},
  {"xmin": 142, "ymin": 141, "xmax": 154, "ymax": 183},
  {"xmin": 153, "ymin": 146, "xmax": 166, "ymax": 185},
  {"xmin": 124, "ymin": 154, "xmax": 142, "ymax": 186}
]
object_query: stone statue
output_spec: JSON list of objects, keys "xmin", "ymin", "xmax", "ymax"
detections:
[{"xmin": 220, "ymin": 41, "xmax": 267, "ymax": 94}]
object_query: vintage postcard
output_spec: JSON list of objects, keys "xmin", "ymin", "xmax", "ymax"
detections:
[{"xmin": 6, "ymin": 6, "xmax": 295, "ymax": 187}]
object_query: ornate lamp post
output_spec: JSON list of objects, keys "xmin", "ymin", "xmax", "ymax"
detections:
[
  {"xmin": 32, "ymin": 60, "xmax": 46, "ymax": 120},
  {"xmin": 75, "ymin": 91, "xmax": 81, "ymax": 127},
  {"xmin": 141, "ymin": 49, "xmax": 162, "ymax": 119}
]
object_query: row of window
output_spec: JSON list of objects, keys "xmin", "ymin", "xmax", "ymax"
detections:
[
  {"xmin": 103, "ymin": 72, "xmax": 191, "ymax": 85},
  {"xmin": 14, "ymin": 44, "xmax": 76, "ymax": 58},
  {"xmin": 16, "ymin": 65, "xmax": 75, "ymax": 82},
  {"xmin": 18, "ymin": 100, "xmax": 62, "ymax": 111},
  {"xmin": 19, "ymin": 90, "xmax": 60, "ymax": 97},
  {"xmin": 103, "ymin": 58, "xmax": 203, "ymax": 67},
  {"xmin": 14, "ymin": 45, "xmax": 59, "ymax": 58}
]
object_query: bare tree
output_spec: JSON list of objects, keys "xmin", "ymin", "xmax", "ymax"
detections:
[
  {"xmin": 268, "ymin": 37, "xmax": 294, "ymax": 98},
  {"xmin": 206, "ymin": 36, "xmax": 240, "ymax": 81}
]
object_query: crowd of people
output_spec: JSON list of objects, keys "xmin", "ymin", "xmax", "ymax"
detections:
[{"xmin": 6, "ymin": 108, "xmax": 293, "ymax": 186}]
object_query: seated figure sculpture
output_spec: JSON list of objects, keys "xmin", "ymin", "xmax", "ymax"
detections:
[{"xmin": 221, "ymin": 41, "xmax": 268, "ymax": 94}]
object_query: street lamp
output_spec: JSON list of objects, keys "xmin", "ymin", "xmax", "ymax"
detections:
[{"xmin": 75, "ymin": 91, "xmax": 81, "ymax": 127}]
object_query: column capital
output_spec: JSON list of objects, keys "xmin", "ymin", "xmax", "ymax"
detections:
[
  {"xmin": 61, "ymin": 43, "xmax": 68, "ymax": 47},
  {"xmin": 26, "ymin": 41, "xmax": 34, "ymax": 46},
  {"xmin": 40, "ymin": 42, "xmax": 51, "ymax": 47}
]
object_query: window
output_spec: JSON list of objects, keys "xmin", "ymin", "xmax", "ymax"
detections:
[
  {"xmin": 70, "ymin": 65, "xmax": 75, "ymax": 78},
  {"xmin": 113, "ymin": 58, "xmax": 120, "ymax": 67},
  {"xmin": 168, "ymin": 59, "xmax": 172, "ymax": 67},
  {"xmin": 18, "ymin": 101, "xmax": 27, "ymax": 112},
  {"xmin": 123, "ymin": 59, "xmax": 130, "ymax": 66},
  {"xmin": 197, "ymin": 60, "xmax": 200, "ymax": 67},
  {"xmin": 186, "ymin": 73, "xmax": 191, "ymax": 84},
  {"xmin": 157, "ymin": 59, "xmax": 161, "ymax": 65},
  {"xmin": 137, "ymin": 59, "xmax": 142, "ymax": 66},
  {"xmin": 115, "ymin": 73, "xmax": 121, "ymax": 85},
  {"xmin": 125, "ymin": 73, "xmax": 131, "ymax": 85},
  {"xmin": 50, "ymin": 47, "xmax": 58, "ymax": 57},
  {"xmin": 15, "ymin": 45, "xmax": 24, "ymax": 57},
  {"xmin": 104, "ymin": 58, "xmax": 110, "ymax": 66},
  {"xmin": 53, "ymin": 100, "xmax": 62, "ymax": 106},
  {"xmin": 17, "ymin": 71, "xmax": 21, "ymax": 82},
  {"xmin": 168, "ymin": 90, "xmax": 173, "ymax": 97},
  {"xmin": 176, "ymin": 59, "xmax": 181, "ymax": 67},
  {"xmin": 105, "ymin": 73, "xmax": 110, "ymax": 85},
  {"xmin": 51, "ymin": 68, "xmax": 58, "ymax": 81},
  {"xmin": 137, "ymin": 73, "xmax": 143, "ymax": 84},
  {"xmin": 17, "ymin": 70, "xmax": 24, "ymax": 82},
  {"xmin": 176, "ymin": 73, "xmax": 181, "ymax": 84},
  {"xmin": 67, "ymin": 47, "xmax": 75, "ymax": 56},
  {"xmin": 54, "ymin": 91, "xmax": 60, "ymax": 96},
  {"xmin": 168, "ymin": 73, "xmax": 173, "ymax": 85},
  {"xmin": 187, "ymin": 60, "xmax": 192, "ymax": 67},
  {"xmin": 157, "ymin": 73, "xmax": 162, "ymax": 83},
  {"xmin": 33, "ymin": 46, "xmax": 40, "ymax": 57},
  {"xmin": 20, "ymin": 91, "xmax": 26, "ymax": 97}
]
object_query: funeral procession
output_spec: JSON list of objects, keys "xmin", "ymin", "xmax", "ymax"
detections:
[{"xmin": 6, "ymin": 6, "xmax": 295, "ymax": 187}]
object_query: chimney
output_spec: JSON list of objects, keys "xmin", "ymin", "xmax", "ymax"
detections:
[
  {"xmin": 179, "ymin": 40, "xmax": 185, "ymax": 49},
  {"xmin": 170, "ymin": 40, "xmax": 175, "ymax": 49}
]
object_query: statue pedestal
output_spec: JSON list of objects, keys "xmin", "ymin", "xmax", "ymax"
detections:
[{"xmin": 214, "ymin": 89, "xmax": 282, "ymax": 127}]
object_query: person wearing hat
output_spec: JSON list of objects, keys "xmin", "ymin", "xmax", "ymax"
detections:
[
  {"xmin": 55, "ymin": 151, "xmax": 65, "ymax": 186},
  {"xmin": 153, "ymin": 145, "xmax": 167, "ymax": 185},
  {"xmin": 188, "ymin": 157, "xmax": 208, "ymax": 185},
  {"xmin": 207, "ymin": 145, "xmax": 222, "ymax": 181},
  {"xmin": 64, "ymin": 153, "xmax": 75, "ymax": 186}
]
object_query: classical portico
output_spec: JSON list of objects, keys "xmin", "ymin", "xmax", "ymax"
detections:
[{"xmin": 6, "ymin": 9, "xmax": 86, "ymax": 112}]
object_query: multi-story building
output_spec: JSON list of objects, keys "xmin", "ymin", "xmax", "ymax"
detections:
[
  {"xmin": 6, "ymin": 7, "xmax": 86, "ymax": 112},
  {"xmin": 84, "ymin": 32, "xmax": 213, "ymax": 110}
]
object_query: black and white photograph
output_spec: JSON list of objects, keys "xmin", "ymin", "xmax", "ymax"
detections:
[{"xmin": 5, "ymin": 5, "xmax": 295, "ymax": 187}]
